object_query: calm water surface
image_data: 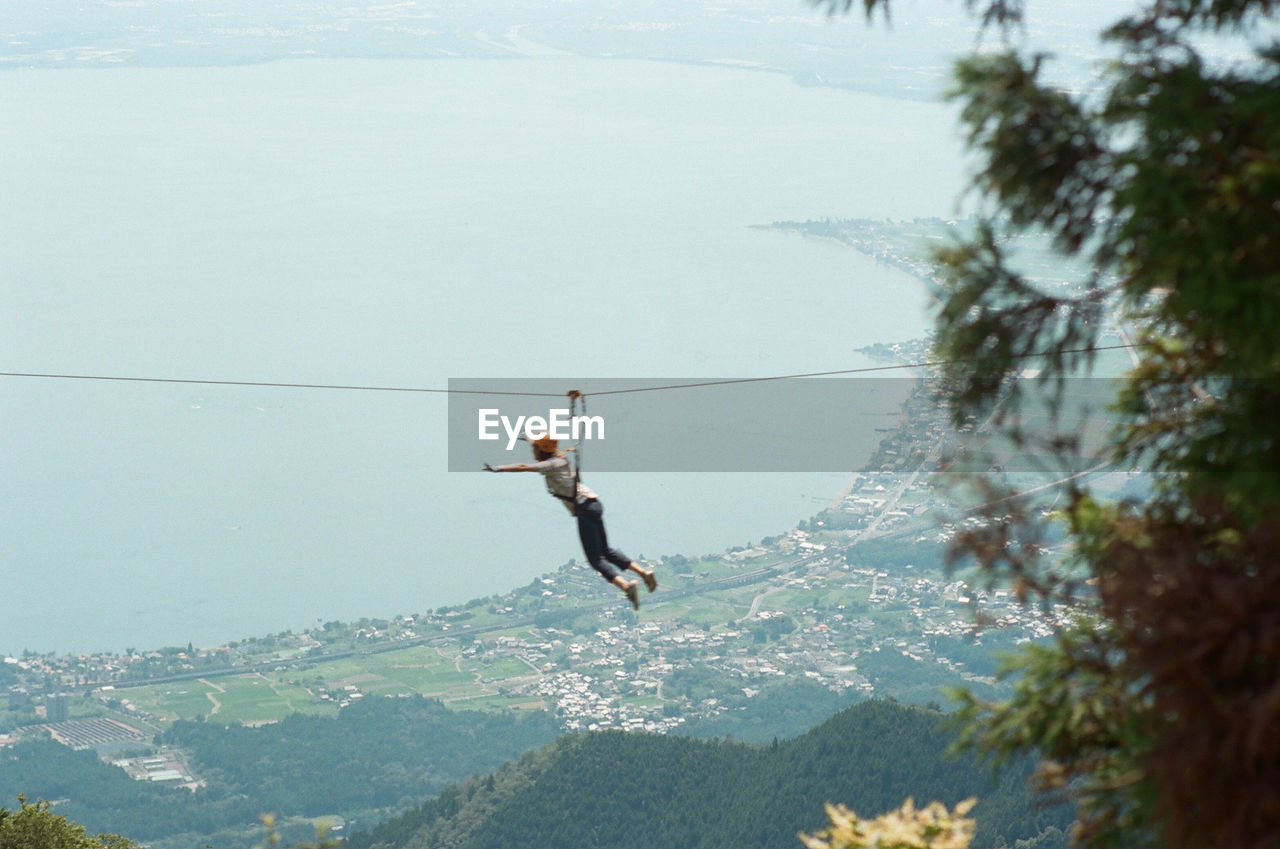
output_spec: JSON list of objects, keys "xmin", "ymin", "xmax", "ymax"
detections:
[{"xmin": 1, "ymin": 58, "xmax": 965, "ymax": 653}]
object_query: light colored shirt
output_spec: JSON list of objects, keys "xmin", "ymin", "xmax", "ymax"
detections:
[{"xmin": 529, "ymin": 454, "xmax": 597, "ymax": 514}]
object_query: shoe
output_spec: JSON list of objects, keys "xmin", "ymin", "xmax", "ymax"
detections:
[
  {"xmin": 624, "ymin": 582, "xmax": 640, "ymax": 610},
  {"xmin": 642, "ymin": 569, "xmax": 658, "ymax": 593}
]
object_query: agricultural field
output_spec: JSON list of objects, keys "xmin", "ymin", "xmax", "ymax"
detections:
[{"xmin": 123, "ymin": 674, "xmax": 334, "ymax": 725}]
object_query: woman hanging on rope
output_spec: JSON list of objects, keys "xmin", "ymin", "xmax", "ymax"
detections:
[{"xmin": 485, "ymin": 432, "xmax": 657, "ymax": 610}]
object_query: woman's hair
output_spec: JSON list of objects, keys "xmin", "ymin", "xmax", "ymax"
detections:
[
  {"xmin": 528, "ymin": 433, "xmax": 558, "ymax": 454},
  {"xmin": 529, "ymin": 433, "xmax": 562, "ymax": 461}
]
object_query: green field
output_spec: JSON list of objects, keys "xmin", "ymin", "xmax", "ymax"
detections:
[{"xmin": 123, "ymin": 680, "xmax": 223, "ymax": 722}]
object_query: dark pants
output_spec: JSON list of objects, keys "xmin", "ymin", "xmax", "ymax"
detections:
[{"xmin": 575, "ymin": 498, "xmax": 631, "ymax": 583}]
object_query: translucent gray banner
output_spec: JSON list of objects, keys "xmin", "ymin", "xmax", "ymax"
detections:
[
  {"xmin": 449, "ymin": 377, "xmax": 915, "ymax": 473},
  {"xmin": 449, "ymin": 376, "xmax": 1131, "ymax": 474}
]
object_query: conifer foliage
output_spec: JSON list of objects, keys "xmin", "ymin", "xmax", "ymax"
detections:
[
  {"xmin": 826, "ymin": 2, "xmax": 1280, "ymax": 848},
  {"xmin": 347, "ymin": 700, "xmax": 1069, "ymax": 849},
  {"xmin": 0, "ymin": 798, "xmax": 139, "ymax": 849}
]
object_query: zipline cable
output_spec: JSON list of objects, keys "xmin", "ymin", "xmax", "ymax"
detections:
[
  {"xmin": 0, "ymin": 343, "xmax": 1134, "ymax": 399},
  {"xmin": 0, "ymin": 372, "xmax": 563, "ymax": 397},
  {"xmin": 583, "ymin": 344, "xmax": 1134, "ymax": 396}
]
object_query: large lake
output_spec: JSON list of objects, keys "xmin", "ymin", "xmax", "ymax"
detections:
[{"xmin": 1, "ymin": 58, "xmax": 965, "ymax": 654}]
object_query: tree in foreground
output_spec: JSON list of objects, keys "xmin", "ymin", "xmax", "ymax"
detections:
[
  {"xmin": 0, "ymin": 798, "xmax": 139, "ymax": 849},
  {"xmin": 816, "ymin": 1, "xmax": 1280, "ymax": 848}
]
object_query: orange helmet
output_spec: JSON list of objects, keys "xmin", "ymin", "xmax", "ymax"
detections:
[{"xmin": 528, "ymin": 433, "xmax": 558, "ymax": 454}]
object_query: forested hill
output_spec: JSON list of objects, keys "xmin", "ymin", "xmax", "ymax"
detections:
[
  {"xmin": 348, "ymin": 699, "xmax": 1071, "ymax": 849},
  {"xmin": 0, "ymin": 697, "xmax": 563, "ymax": 848}
]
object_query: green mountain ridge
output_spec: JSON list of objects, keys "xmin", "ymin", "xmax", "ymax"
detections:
[
  {"xmin": 0, "ymin": 697, "xmax": 563, "ymax": 848},
  {"xmin": 348, "ymin": 700, "xmax": 1070, "ymax": 849}
]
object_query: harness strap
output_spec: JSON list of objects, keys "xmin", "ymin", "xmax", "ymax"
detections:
[{"xmin": 567, "ymin": 389, "xmax": 583, "ymax": 516}]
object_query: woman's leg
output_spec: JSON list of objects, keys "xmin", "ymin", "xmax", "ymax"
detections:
[
  {"xmin": 595, "ymin": 501, "xmax": 657, "ymax": 592},
  {"xmin": 577, "ymin": 500, "xmax": 624, "ymax": 582},
  {"xmin": 590, "ymin": 502, "xmax": 634, "ymax": 571},
  {"xmin": 589, "ymin": 502, "xmax": 654, "ymax": 590},
  {"xmin": 577, "ymin": 500, "xmax": 641, "ymax": 608}
]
